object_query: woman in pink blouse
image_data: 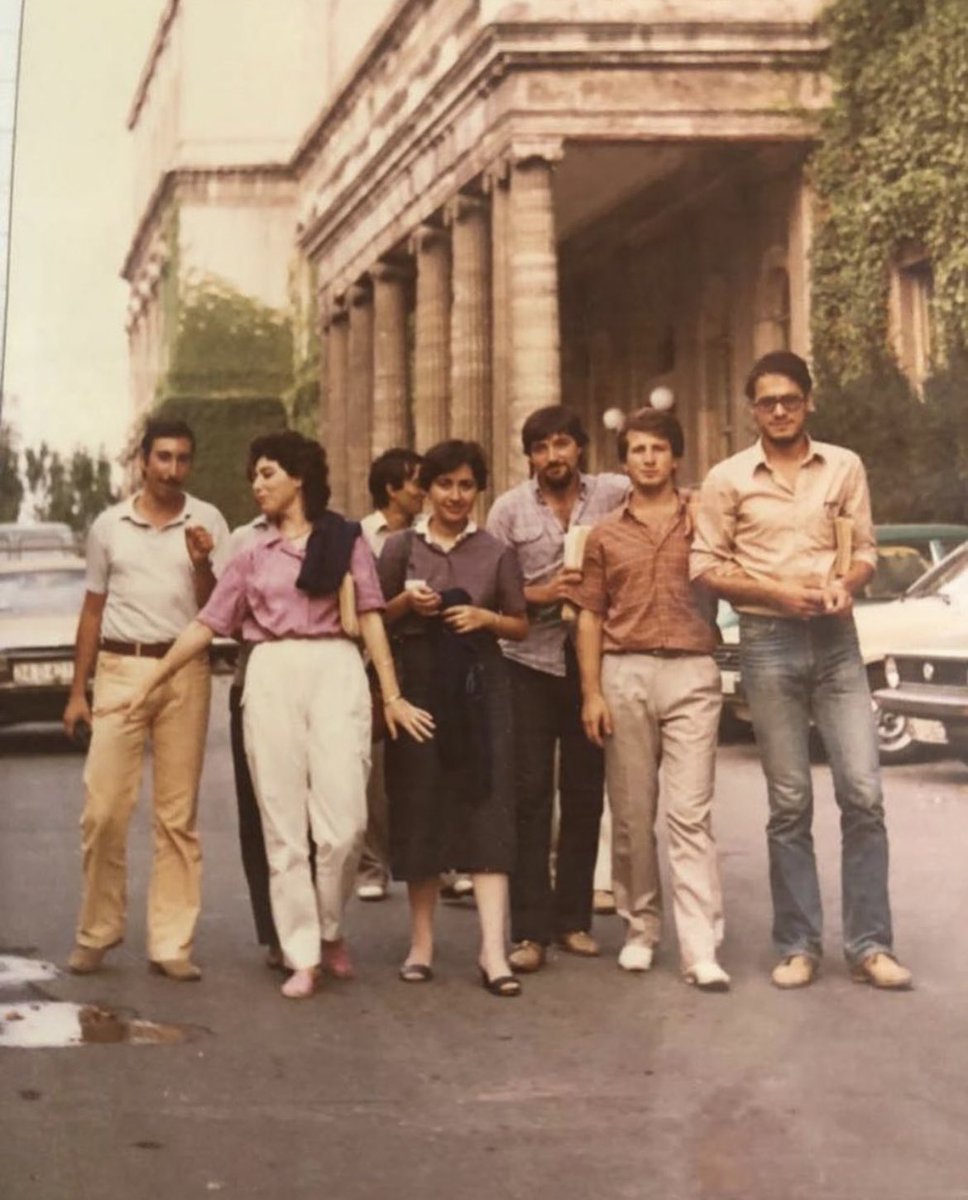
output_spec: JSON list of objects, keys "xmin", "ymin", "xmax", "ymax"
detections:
[{"xmin": 100, "ymin": 432, "xmax": 433, "ymax": 999}]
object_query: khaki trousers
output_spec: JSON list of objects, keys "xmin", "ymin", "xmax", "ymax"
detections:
[
  {"xmin": 602, "ymin": 653, "xmax": 724, "ymax": 970},
  {"xmin": 242, "ymin": 639, "xmax": 370, "ymax": 969},
  {"xmin": 78, "ymin": 651, "xmax": 211, "ymax": 960}
]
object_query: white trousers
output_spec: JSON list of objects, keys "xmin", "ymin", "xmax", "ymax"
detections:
[{"xmin": 242, "ymin": 638, "xmax": 371, "ymax": 968}]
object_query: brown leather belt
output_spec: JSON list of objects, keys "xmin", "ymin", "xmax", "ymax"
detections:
[{"xmin": 100, "ymin": 639, "xmax": 175, "ymax": 659}]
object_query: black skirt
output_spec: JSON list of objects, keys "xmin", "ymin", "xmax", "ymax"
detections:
[{"xmin": 385, "ymin": 634, "xmax": 515, "ymax": 880}]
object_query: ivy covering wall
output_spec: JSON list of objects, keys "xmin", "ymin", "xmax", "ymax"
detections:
[{"xmin": 810, "ymin": 0, "xmax": 968, "ymax": 520}]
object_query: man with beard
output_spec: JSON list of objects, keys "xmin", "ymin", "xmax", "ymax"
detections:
[
  {"xmin": 486, "ymin": 407, "xmax": 628, "ymax": 972},
  {"xmin": 691, "ymin": 350, "xmax": 912, "ymax": 991}
]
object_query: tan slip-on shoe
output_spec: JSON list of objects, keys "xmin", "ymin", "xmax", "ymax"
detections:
[
  {"xmin": 556, "ymin": 930, "xmax": 601, "ymax": 957},
  {"xmin": 593, "ymin": 890, "xmax": 617, "ymax": 915},
  {"xmin": 771, "ymin": 953, "xmax": 817, "ymax": 989},
  {"xmin": 67, "ymin": 942, "xmax": 119, "ymax": 975},
  {"xmin": 149, "ymin": 959, "xmax": 202, "ymax": 982},
  {"xmin": 508, "ymin": 940, "xmax": 546, "ymax": 974},
  {"xmin": 851, "ymin": 952, "xmax": 913, "ymax": 991}
]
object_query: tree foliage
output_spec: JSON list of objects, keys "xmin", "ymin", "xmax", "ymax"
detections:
[
  {"xmin": 24, "ymin": 443, "xmax": 118, "ymax": 533},
  {"xmin": 0, "ymin": 423, "xmax": 25, "ymax": 521},
  {"xmin": 809, "ymin": 0, "xmax": 968, "ymax": 519}
]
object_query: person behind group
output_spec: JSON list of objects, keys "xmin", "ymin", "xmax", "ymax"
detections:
[
  {"xmin": 99, "ymin": 431, "xmax": 434, "ymax": 1000},
  {"xmin": 572, "ymin": 408, "xmax": 728, "ymax": 989},
  {"xmin": 691, "ymin": 350, "xmax": 912, "ymax": 991},
  {"xmin": 485, "ymin": 406, "xmax": 628, "ymax": 973},
  {"xmin": 62, "ymin": 417, "xmax": 229, "ymax": 982},
  {"xmin": 356, "ymin": 447, "xmax": 425, "ymax": 902},
  {"xmin": 378, "ymin": 439, "xmax": 528, "ymax": 996}
]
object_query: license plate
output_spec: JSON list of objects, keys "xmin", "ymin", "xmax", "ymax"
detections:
[
  {"xmin": 909, "ymin": 717, "xmax": 948, "ymax": 746},
  {"xmin": 720, "ymin": 670, "xmax": 738, "ymax": 696},
  {"xmin": 12, "ymin": 660, "xmax": 75, "ymax": 686}
]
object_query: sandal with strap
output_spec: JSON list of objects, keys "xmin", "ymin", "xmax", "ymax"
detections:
[
  {"xmin": 478, "ymin": 967, "xmax": 522, "ymax": 998},
  {"xmin": 398, "ymin": 962, "xmax": 434, "ymax": 983}
]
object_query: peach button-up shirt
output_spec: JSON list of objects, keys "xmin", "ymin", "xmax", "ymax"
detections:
[{"xmin": 690, "ymin": 438, "xmax": 878, "ymax": 616}]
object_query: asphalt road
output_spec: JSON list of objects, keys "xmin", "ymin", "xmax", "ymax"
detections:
[{"xmin": 1, "ymin": 678, "xmax": 967, "ymax": 1200}]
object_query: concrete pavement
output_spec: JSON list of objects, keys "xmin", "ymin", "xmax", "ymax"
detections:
[{"xmin": 1, "ymin": 679, "xmax": 967, "ymax": 1199}]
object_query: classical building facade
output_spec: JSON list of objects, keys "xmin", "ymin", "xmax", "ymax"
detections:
[{"xmin": 123, "ymin": 0, "xmax": 828, "ymax": 513}]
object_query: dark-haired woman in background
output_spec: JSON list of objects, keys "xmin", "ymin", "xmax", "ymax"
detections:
[
  {"xmin": 379, "ymin": 440, "xmax": 528, "ymax": 996},
  {"xmin": 99, "ymin": 432, "xmax": 434, "ymax": 999}
]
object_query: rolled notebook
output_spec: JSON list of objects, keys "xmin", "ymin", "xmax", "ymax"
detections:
[
  {"xmin": 561, "ymin": 525, "xmax": 590, "ymax": 623},
  {"xmin": 833, "ymin": 516, "xmax": 853, "ymax": 578}
]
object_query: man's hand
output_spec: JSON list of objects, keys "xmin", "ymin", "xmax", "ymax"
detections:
[
  {"xmin": 821, "ymin": 579, "xmax": 854, "ymax": 617},
  {"xmin": 185, "ymin": 525, "xmax": 215, "ymax": 568},
  {"xmin": 771, "ymin": 581, "xmax": 827, "ymax": 620},
  {"xmin": 526, "ymin": 569, "xmax": 583, "ymax": 607},
  {"xmin": 63, "ymin": 692, "xmax": 92, "ymax": 737},
  {"xmin": 582, "ymin": 692, "xmax": 613, "ymax": 748}
]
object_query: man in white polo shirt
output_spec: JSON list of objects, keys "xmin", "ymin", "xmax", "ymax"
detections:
[{"xmin": 63, "ymin": 418, "xmax": 229, "ymax": 981}]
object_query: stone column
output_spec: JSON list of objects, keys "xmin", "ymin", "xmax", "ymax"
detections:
[
  {"xmin": 506, "ymin": 146, "xmax": 563, "ymax": 486},
  {"xmin": 448, "ymin": 194, "xmax": 492, "ymax": 453},
  {"xmin": 371, "ymin": 261, "xmax": 411, "ymax": 456},
  {"xmin": 346, "ymin": 280, "xmax": 374, "ymax": 519},
  {"xmin": 488, "ymin": 166, "xmax": 512, "ymax": 497},
  {"xmin": 324, "ymin": 299, "xmax": 350, "ymax": 513},
  {"xmin": 411, "ymin": 224, "xmax": 451, "ymax": 451},
  {"xmin": 787, "ymin": 170, "xmax": 814, "ymax": 360}
]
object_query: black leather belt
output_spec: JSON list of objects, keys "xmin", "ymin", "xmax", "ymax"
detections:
[{"xmin": 100, "ymin": 639, "xmax": 175, "ymax": 658}]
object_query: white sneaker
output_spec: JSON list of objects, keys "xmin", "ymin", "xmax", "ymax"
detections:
[
  {"xmin": 618, "ymin": 943, "xmax": 653, "ymax": 972},
  {"xmin": 685, "ymin": 961, "xmax": 731, "ymax": 992},
  {"xmin": 356, "ymin": 882, "xmax": 388, "ymax": 902}
]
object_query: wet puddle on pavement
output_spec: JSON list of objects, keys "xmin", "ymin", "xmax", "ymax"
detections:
[{"xmin": 0, "ymin": 954, "xmax": 194, "ymax": 1049}]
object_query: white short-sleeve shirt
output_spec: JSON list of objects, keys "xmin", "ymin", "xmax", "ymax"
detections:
[{"xmin": 85, "ymin": 493, "xmax": 230, "ymax": 642}]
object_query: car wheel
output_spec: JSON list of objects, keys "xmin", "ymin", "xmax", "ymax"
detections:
[{"xmin": 873, "ymin": 701, "xmax": 916, "ymax": 764}]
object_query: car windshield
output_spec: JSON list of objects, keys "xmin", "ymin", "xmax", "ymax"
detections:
[
  {"xmin": 0, "ymin": 568, "xmax": 87, "ymax": 616},
  {"xmin": 906, "ymin": 545, "xmax": 968, "ymax": 601}
]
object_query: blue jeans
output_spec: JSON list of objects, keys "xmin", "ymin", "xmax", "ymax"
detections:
[{"xmin": 739, "ymin": 613, "xmax": 893, "ymax": 964}]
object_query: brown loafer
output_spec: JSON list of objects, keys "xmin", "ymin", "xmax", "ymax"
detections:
[
  {"xmin": 593, "ymin": 889, "xmax": 617, "ymax": 915},
  {"xmin": 851, "ymin": 952, "xmax": 913, "ymax": 991},
  {"xmin": 556, "ymin": 930, "xmax": 600, "ymax": 957},
  {"xmin": 771, "ymin": 953, "xmax": 817, "ymax": 989},
  {"xmin": 149, "ymin": 959, "xmax": 202, "ymax": 982},
  {"xmin": 67, "ymin": 941, "xmax": 119, "ymax": 975},
  {"xmin": 508, "ymin": 940, "xmax": 545, "ymax": 974}
]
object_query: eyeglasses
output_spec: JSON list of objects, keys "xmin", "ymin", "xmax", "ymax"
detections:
[{"xmin": 751, "ymin": 394, "xmax": 806, "ymax": 414}]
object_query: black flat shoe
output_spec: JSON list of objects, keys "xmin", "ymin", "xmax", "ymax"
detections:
[
  {"xmin": 398, "ymin": 962, "xmax": 434, "ymax": 983},
  {"xmin": 478, "ymin": 967, "xmax": 521, "ymax": 998}
]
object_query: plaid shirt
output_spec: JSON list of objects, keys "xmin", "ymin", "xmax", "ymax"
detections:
[{"xmin": 486, "ymin": 472, "xmax": 629, "ymax": 676}]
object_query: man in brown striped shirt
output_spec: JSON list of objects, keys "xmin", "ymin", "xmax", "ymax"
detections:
[{"xmin": 571, "ymin": 408, "xmax": 729, "ymax": 991}]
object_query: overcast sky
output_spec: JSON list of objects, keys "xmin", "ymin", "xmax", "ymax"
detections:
[{"xmin": 2, "ymin": 0, "xmax": 166, "ymax": 458}]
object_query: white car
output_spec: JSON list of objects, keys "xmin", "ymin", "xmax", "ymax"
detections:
[
  {"xmin": 716, "ymin": 539, "xmax": 968, "ymax": 763},
  {"xmin": 0, "ymin": 556, "xmax": 87, "ymax": 729}
]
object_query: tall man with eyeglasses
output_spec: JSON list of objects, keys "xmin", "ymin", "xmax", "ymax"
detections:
[{"xmin": 691, "ymin": 351, "xmax": 912, "ymax": 991}]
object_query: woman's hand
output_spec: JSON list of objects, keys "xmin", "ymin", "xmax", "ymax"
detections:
[
  {"xmin": 442, "ymin": 605, "xmax": 494, "ymax": 635},
  {"xmin": 94, "ymin": 682, "xmax": 153, "ymax": 724},
  {"xmin": 407, "ymin": 584, "xmax": 442, "ymax": 618},
  {"xmin": 384, "ymin": 697, "xmax": 435, "ymax": 743}
]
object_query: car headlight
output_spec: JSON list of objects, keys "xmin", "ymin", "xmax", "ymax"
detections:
[{"xmin": 884, "ymin": 656, "xmax": 900, "ymax": 689}]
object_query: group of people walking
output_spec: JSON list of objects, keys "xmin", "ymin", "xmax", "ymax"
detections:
[{"xmin": 62, "ymin": 349, "xmax": 913, "ymax": 1000}]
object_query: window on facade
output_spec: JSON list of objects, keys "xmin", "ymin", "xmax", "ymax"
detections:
[{"xmin": 890, "ymin": 249, "xmax": 934, "ymax": 390}]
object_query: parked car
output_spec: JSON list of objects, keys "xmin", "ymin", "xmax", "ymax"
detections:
[
  {"xmin": 874, "ymin": 629, "xmax": 968, "ymax": 765},
  {"xmin": 0, "ymin": 556, "xmax": 88, "ymax": 727},
  {"xmin": 716, "ymin": 525, "xmax": 968, "ymax": 762}
]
